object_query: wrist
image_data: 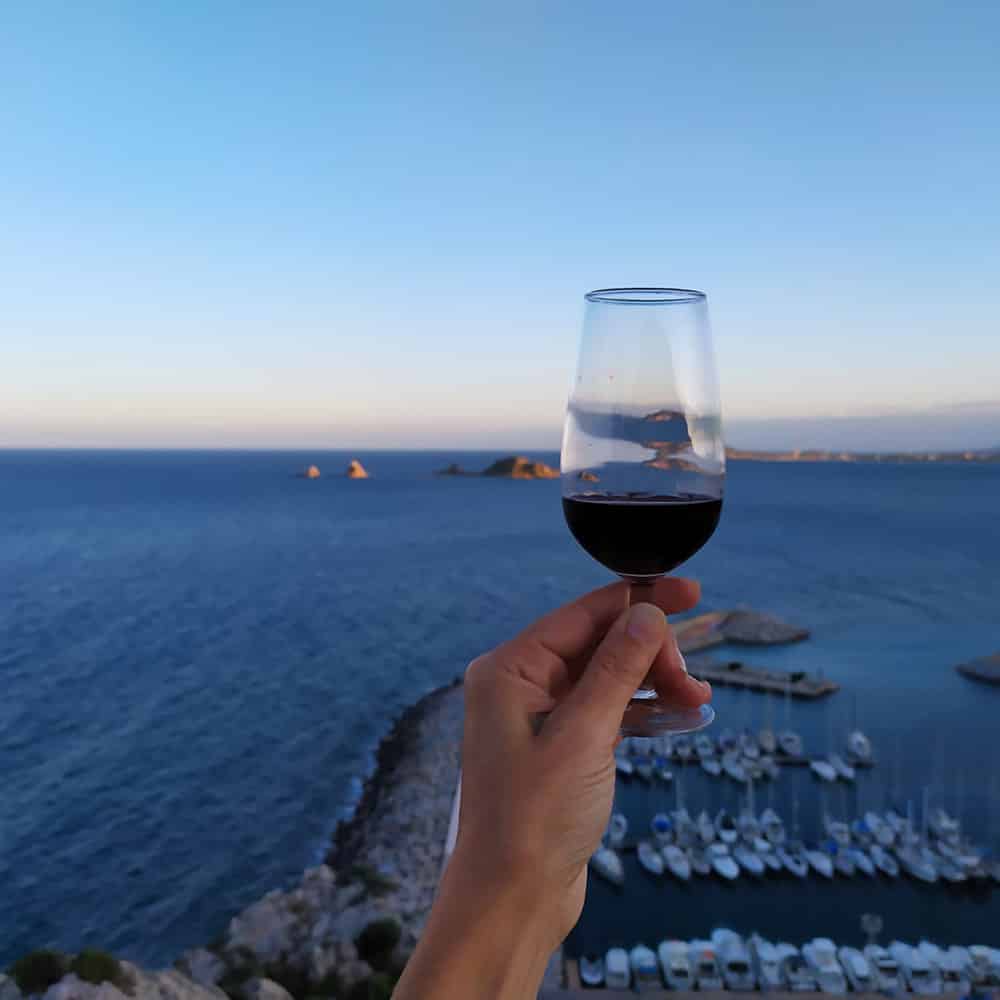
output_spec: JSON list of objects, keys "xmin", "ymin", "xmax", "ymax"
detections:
[{"xmin": 396, "ymin": 842, "xmax": 559, "ymax": 1000}]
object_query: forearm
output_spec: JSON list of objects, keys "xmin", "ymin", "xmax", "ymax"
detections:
[{"xmin": 394, "ymin": 847, "xmax": 556, "ymax": 999}]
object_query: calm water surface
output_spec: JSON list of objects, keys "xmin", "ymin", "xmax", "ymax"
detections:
[{"xmin": 1, "ymin": 451, "xmax": 997, "ymax": 963}]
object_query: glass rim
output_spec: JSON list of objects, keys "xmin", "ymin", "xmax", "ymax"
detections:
[{"xmin": 585, "ymin": 287, "xmax": 706, "ymax": 305}]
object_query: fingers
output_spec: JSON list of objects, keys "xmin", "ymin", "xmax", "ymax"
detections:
[
  {"xmin": 544, "ymin": 603, "xmax": 666, "ymax": 745},
  {"xmin": 648, "ymin": 630, "xmax": 713, "ymax": 707},
  {"xmin": 523, "ymin": 578, "xmax": 700, "ymax": 665}
]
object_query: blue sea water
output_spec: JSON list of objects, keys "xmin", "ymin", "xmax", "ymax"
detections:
[{"xmin": 1, "ymin": 451, "xmax": 998, "ymax": 965}]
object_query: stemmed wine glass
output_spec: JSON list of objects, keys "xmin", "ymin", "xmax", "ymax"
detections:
[{"xmin": 561, "ymin": 287, "xmax": 725, "ymax": 736}]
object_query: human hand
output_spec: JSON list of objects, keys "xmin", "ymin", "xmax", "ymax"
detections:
[{"xmin": 395, "ymin": 579, "xmax": 709, "ymax": 999}]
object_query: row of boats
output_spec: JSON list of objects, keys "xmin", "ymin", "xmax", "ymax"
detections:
[
  {"xmin": 614, "ymin": 729, "xmax": 873, "ymax": 786},
  {"xmin": 592, "ymin": 803, "xmax": 1000, "ymax": 886},
  {"xmin": 580, "ymin": 930, "xmax": 1000, "ymax": 993}
]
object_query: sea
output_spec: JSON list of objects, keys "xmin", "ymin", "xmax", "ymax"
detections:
[{"xmin": 1, "ymin": 450, "xmax": 998, "ymax": 966}]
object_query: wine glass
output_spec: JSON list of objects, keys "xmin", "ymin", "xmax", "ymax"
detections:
[{"xmin": 561, "ymin": 287, "xmax": 725, "ymax": 736}]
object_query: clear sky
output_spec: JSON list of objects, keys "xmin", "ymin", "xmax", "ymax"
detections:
[{"xmin": 2, "ymin": 2, "xmax": 998, "ymax": 450}]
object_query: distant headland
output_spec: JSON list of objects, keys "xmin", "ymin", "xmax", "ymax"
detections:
[
  {"xmin": 726, "ymin": 446, "xmax": 1000, "ymax": 464},
  {"xmin": 435, "ymin": 455, "xmax": 559, "ymax": 479}
]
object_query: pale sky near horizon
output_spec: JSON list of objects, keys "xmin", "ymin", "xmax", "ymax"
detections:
[{"xmin": 2, "ymin": 2, "xmax": 998, "ymax": 450}]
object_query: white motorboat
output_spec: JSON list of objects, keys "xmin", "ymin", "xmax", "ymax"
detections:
[
  {"xmin": 760, "ymin": 754, "xmax": 780, "ymax": 780},
  {"xmin": 749, "ymin": 934, "xmax": 784, "ymax": 990},
  {"xmin": 711, "ymin": 928, "xmax": 756, "ymax": 991},
  {"xmin": 637, "ymin": 840, "xmax": 665, "ymax": 876},
  {"xmin": 635, "ymin": 758, "xmax": 654, "ymax": 782},
  {"xmin": 733, "ymin": 844, "xmax": 765, "ymax": 877},
  {"xmin": 919, "ymin": 941, "xmax": 971, "ymax": 995},
  {"xmin": 737, "ymin": 808, "xmax": 761, "ymax": 841},
  {"xmin": 870, "ymin": 843, "xmax": 900, "ymax": 877},
  {"xmin": 889, "ymin": 941, "xmax": 943, "ymax": 995},
  {"xmin": 689, "ymin": 940, "xmax": 724, "ymax": 991},
  {"xmin": 802, "ymin": 938, "xmax": 848, "ymax": 994},
  {"xmin": 760, "ymin": 807, "xmax": 786, "ymax": 846},
  {"xmin": 696, "ymin": 810, "xmax": 716, "ymax": 845},
  {"xmin": 579, "ymin": 954, "xmax": 604, "ymax": 988},
  {"xmin": 658, "ymin": 939, "xmax": 694, "ymax": 991},
  {"xmin": 694, "ymin": 733, "xmax": 715, "ymax": 759},
  {"xmin": 833, "ymin": 848, "xmax": 856, "ymax": 877},
  {"xmin": 701, "ymin": 756, "xmax": 722, "ymax": 777},
  {"xmin": 739, "ymin": 730, "xmax": 761, "ymax": 760},
  {"xmin": 849, "ymin": 847, "xmax": 876, "ymax": 877},
  {"xmin": 778, "ymin": 729, "xmax": 803, "ymax": 756},
  {"xmin": 715, "ymin": 809, "xmax": 739, "ymax": 844},
  {"xmin": 673, "ymin": 734, "xmax": 693, "ymax": 761},
  {"xmin": 810, "ymin": 758, "xmax": 838, "ymax": 782},
  {"xmin": 722, "ymin": 753, "xmax": 747, "ymax": 782},
  {"xmin": 928, "ymin": 807, "xmax": 961, "ymax": 843},
  {"xmin": 936, "ymin": 853, "xmax": 968, "ymax": 884},
  {"xmin": 651, "ymin": 812, "xmax": 673, "ymax": 845},
  {"xmin": 778, "ymin": 945, "xmax": 818, "ymax": 992},
  {"xmin": 589, "ymin": 846, "xmax": 625, "ymax": 886},
  {"xmin": 847, "ymin": 728, "xmax": 873, "ymax": 762},
  {"xmin": 662, "ymin": 844, "xmax": 692, "ymax": 881},
  {"xmin": 605, "ymin": 947, "xmax": 631, "ymax": 990},
  {"xmin": 805, "ymin": 846, "xmax": 834, "ymax": 878},
  {"xmin": 688, "ymin": 846, "xmax": 712, "ymax": 876},
  {"xmin": 614, "ymin": 753, "xmax": 634, "ymax": 777},
  {"xmin": 823, "ymin": 816, "xmax": 851, "ymax": 847},
  {"xmin": 885, "ymin": 808, "xmax": 907, "ymax": 836},
  {"xmin": 837, "ymin": 947, "xmax": 874, "ymax": 992},
  {"xmin": 777, "ymin": 840, "xmax": 810, "ymax": 878},
  {"xmin": 865, "ymin": 810, "xmax": 895, "ymax": 847},
  {"xmin": 864, "ymin": 945, "xmax": 904, "ymax": 993},
  {"xmin": 828, "ymin": 753, "xmax": 856, "ymax": 781},
  {"xmin": 759, "ymin": 844, "xmax": 783, "ymax": 872},
  {"xmin": 654, "ymin": 755, "xmax": 673, "ymax": 783},
  {"xmin": 967, "ymin": 946, "xmax": 1000, "ymax": 986},
  {"xmin": 607, "ymin": 811, "xmax": 628, "ymax": 848},
  {"xmin": 672, "ymin": 807, "xmax": 696, "ymax": 847},
  {"xmin": 708, "ymin": 842, "xmax": 740, "ymax": 880},
  {"xmin": 897, "ymin": 845, "xmax": 939, "ymax": 883},
  {"xmin": 630, "ymin": 944, "xmax": 661, "ymax": 992},
  {"xmin": 758, "ymin": 727, "xmax": 777, "ymax": 755}
]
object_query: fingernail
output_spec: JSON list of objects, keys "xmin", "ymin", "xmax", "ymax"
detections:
[{"xmin": 626, "ymin": 603, "xmax": 664, "ymax": 642}]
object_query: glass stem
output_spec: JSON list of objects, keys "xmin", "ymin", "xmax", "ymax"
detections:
[{"xmin": 628, "ymin": 578, "xmax": 659, "ymax": 693}]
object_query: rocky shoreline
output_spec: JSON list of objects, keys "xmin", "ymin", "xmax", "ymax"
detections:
[{"xmin": 5, "ymin": 680, "xmax": 467, "ymax": 1000}]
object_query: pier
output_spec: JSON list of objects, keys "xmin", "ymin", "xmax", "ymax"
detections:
[{"xmin": 686, "ymin": 656, "xmax": 840, "ymax": 699}]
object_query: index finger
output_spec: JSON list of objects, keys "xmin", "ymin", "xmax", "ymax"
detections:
[{"xmin": 522, "ymin": 577, "xmax": 700, "ymax": 664}]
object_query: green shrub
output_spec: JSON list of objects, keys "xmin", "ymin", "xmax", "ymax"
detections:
[
  {"xmin": 10, "ymin": 950, "xmax": 67, "ymax": 995},
  {"xmin": 261, "ymin": 959, "xmax": 311, "ymax": 1000},
  {"xmin": 346, "ymin": 975, "xmax": 394, "ymax": 1000},
  {"xmin": 311, "ymin": 969, "xmax": 343, "ymax": 996},
  {"xmin": 355, "ymin": 919, "xmax": 401, "ymax": 972},
  {"xmin": 70, "ymin": 950, "xmax": 121, "ymax": 986}
]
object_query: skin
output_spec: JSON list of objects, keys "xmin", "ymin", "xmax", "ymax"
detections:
[{"xmin": 394, "ymin": 578, "xmax": 711, "ymax": 999}]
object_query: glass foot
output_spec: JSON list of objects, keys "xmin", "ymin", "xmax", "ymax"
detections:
[{"xmin": 621, "ymin": 695, "xmax": 714, "ymax": 736}]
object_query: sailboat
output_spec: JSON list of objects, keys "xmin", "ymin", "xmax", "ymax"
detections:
[
  {"xmin": 758, "ymin": 694, "xmax": 777, "ymax": 755},
  {"xmin": 590, "ymin": 846, "xmax": 625, "ymax": 885},
  {"xmin": 637, "ymin": 839, "xmax": 665, "ymax": 876},
  {"xmin": 607, "ymin": 811, "xmax": 628, "ymax": 848}
]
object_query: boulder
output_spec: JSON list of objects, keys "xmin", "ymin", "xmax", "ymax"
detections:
[
  {"xmin": 0, "ymin": 976, "xmax": 22, "ymax": 1000},
  {"xmin": 242, "ymin": 980, "xmax": 293, "ymax": 1000},
  {"xmin": 175, "ymin": 951, "xmax": 224, "ymax": 990},
  {"xmin": 719, "ymin": 610, "xmax": 809, "ymax": 645},
  {"xmin": 346, "ymin": 460, "xmax": 369, "ymax": 479},
  {"xmin": 481, "ymin": 456, "xmax": 558, "ymax": 479},
  {"xmin": 956, "ymin": 653, "xmax": 1000, "ymax": 685}
]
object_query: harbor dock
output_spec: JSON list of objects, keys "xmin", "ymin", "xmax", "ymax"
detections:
[{"xmin": 686, "ymin": 656, "xmax": 840, "ymax": 699}]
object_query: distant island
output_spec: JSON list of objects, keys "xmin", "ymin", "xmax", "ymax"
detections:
[
  {"xmin": 725, "ymin": 446, "xmax": 1000, "ymax": 464},
  {"xmin": 435, "ymin": 455, "xmax": 559, "ymax": 479}
]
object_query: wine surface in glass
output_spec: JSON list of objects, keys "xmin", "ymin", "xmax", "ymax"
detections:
[{"xmin": 561, "ymin": 493, "xmax": 722, "ymax": 578}]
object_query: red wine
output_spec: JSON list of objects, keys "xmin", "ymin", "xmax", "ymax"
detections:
[{"xmin": 562, "ymin": 493, "xmax": 722, "ymax": 577}]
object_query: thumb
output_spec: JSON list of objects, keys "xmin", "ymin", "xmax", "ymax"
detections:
[{"xmin": 546, "ymin": 602, "xmax": 666, "ymax": 745}]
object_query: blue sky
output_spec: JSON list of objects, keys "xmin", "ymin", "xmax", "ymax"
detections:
[{"xmin": 2, "ymin": 2, "xmax": 998, "ymax": 449}]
